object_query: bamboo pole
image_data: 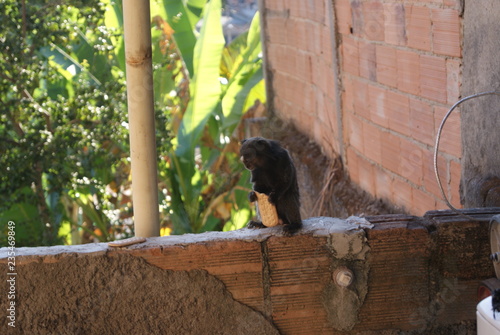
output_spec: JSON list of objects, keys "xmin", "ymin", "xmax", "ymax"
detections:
[{"xmin": 122, "ymin": 0, "xmax": 159, "ymax": 237}]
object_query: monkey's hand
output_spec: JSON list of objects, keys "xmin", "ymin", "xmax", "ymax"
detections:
[
  {"xmin": 247, "ymin": 220, "xmax": 266, "ymax": 229},
  {"xmin": 248, "ymin": 191, "xmax": 257, "ymax": 202}
]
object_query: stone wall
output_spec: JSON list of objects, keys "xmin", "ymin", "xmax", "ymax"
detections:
[{"xmin": 1, "ymin": 209, "xmax": 498, "ymax": 334}]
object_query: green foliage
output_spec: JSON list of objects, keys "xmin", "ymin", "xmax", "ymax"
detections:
[{"xmin": 0, "ymin": 0, "xmax": 265, "ymax": 245}]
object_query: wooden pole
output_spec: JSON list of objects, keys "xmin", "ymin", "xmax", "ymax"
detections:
[{"xmin": 122, "ymin": 0, "xmax": 159, "ymax": 237}]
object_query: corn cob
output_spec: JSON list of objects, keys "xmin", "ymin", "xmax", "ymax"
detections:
[{"xmin": 254, "ymin": 191, "xmax": 280, "ymax": 227}]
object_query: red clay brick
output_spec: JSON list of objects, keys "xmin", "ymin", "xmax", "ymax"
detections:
[
  {"xmin": 358, "ymin": 156, "xmax": 376, "ymax": 195},
  {"xmin": 420, "ymin": 55, "xmax": 447, "ymax": 103},
  {"xmin": 335, "ymin": 0, "xmax": 352, "ymax": 35},
  {"xmin": 391, "ymin": 178, "xmax": 413, "ymax": 210},
  {"xmin": 266, "ymin": 16, "xmax": 288, "ymax": 45},
  {"xmin": 363, "ymin": 0, "xmax": 385, "ymax": 41},
  {"xmin": 412, "ymin": 187, "xmax": 437, "ymax": 216},
  {"xmin": 447, "ymin": 58, "xmax": 461, "ymax": 104},
  {"xmin": 386, "ymin": 90, "xmax": 410, "ymax": 136},
  {"xmin": 345, "ymin": 112, "xmax": 364, "ymax": 153},
  {"xmin": 294, "ymin": 51, "xmax": 312, "ymax": 83},
  {"xmin": 381, "ymin": 132, "xmax": 401, "ymax": 174},
  {"xmin": 376, "ymin": 44, "xmax": 397, "ymax": 88},
  {"xmin": 432, "ymin": 8, "xmax": 461, "ymax": 57},
  {"xmin": 368, "ymin": 84, "xmax": 389, "ymax": 128},
  {"xmin": 399, "ymin": 137, "xmax": 424, "ymax": 185},
  {"xmin": 343, "ymin": 76, "xmax": 354, "ymax": 113},
  {"xmin": 374, "ymin": 165, "xmax": 393, "ymax": 200},
  {"xmin": 405, "ymin": 5, "xmax": 432, "ymax": 51},
  {"xmin": 342, "ymin": 36, "xmax": 359, "ymax": 76},
  {"xmin": 363, "ymin": 121, "xmax": 383, "ymax": 164},
  {"xmin": 434, "ymin": 106, "xmax": 462, "ymax": 158},
  {"xmin": 409, "ymin": 98, "xmax": 434, "ymax": 146},
  {"xmin": 359, "ymin": 41, "xmax": 377, "ymax": 81},
  {"xmin": 347, "ymin": 146, "xmax": 361, "ymax": 183},
  {"xmin": 353, "ymin": 78, "xmax": 370, "ymax": 119},
  {"xmin": 396, "ymin": 49, "xmax": 420, "ymax": 95},
  {"xmin": 319, "ymin": 25, "xmax": 333, "ymax": 61},
  {"xmin": 422, "ymin": 149, "xmax": 448, "ymax": 198},
  {"xmin": 384, "ymin": 3, "xmax": 407, "ymax": 46},
  {"xmin": 351, "ymin": 0, "xmax": 364, "ymax": 37}
]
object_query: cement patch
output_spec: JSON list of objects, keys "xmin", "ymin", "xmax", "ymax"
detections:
[{"xmin": 0, "ymin": 254, "xmax": 279, "ymax": 335}]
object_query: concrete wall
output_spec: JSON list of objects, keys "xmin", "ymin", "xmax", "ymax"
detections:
[
  {"xmin": 261, "ymin": 0, "xmax": 465, "ymax": 215},
  {"xmin": 461, "ymin": 0, "xmax": 500, "ymax": 208},
  {"xmin": 1, "ymin": 210, "xmax": 497, "ymax": 334}
]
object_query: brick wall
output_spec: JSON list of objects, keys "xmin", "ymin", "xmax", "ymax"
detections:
[
  {"xmin": 1, "ymin": 210, "xmax": 496, "ymax": 334},
  {"xmin": 262, "ymin": 0, "xmax": 464, "ymax": 215}
]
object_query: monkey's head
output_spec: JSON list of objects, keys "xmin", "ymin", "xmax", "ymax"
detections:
[{"xmin": 240, "ymin": 137, "xmax": 276, "ymax": 171}]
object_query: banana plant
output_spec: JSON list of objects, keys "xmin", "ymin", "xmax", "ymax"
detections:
[{"xmin": 162, "ymin": 0, "xmax": 266, "ymax": 234}]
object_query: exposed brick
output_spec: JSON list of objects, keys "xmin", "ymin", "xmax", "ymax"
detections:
[
  {"xmin": 266, "ymin": 16, "xmax": 289, "ymax": 45},
  {"xmin": 359, "ymin": 41, "xmax": 377, "ymax": 81},
  {"xmin": 396, "ymin": 49, "xmax": 420, "ymax": 95},
  {"xmin": 412, "ymin": 188, "xmax": 437, "ymax": 216},
  {"xmin": 312, "ymin": 59, "xmax": 328, "ymax": 95},
  {"xmin": 409, "ymin": 98, "xmax": 434, "ymax": 146},
  {"xmin": 363, "ymin": 121, "xmax": 382, "ymax": 164},
  {"xmin": 345, "ymin": 112, "xmax": 364, "ymax": 153},
  {"xmin": 374, "ymin": 165, "xmax": 393, "ymax": 201},
  {"xmin": 343, "ymin": 75, "xmax": 354, "ymax": 113},
  {"xmin": 351, "ymin": 0, "xmax": 364, "ymax": 37},
  {"xmin": 342, "ymin": 36, "xmax": 359, "ymax": 76},
  {"xmin": 358, "ymin": 156, "xmax": 376, "ymax": 195},
  {"xmin": 399, "ymin": 137, "xmax": 424, "ymax": 185},
  {"xmin": 353, "ymin": 78, "xmax": 370, "ymax": 119},
  {"xmin": 376, "ymin": 44, "xmax": 397, "ymax": 88},
  {"xmin": 347, "ymin": 146, "xmax": 361, "ymax": 183},
  {"xmin": 447, "ymin": 58, "xmax": 461, "ymax": 104},
  {"xmin": 294, "ymin": 51, "xmax": 312, "ymax": 83},
  {"xmin": 434, "ymin": 106, "xmax": 462, "ymax": 158},
  {"xmin": 381, "ymin": 132, "xmax": 401, "ymax": 174},
  {"xmin": 362, "ymin": 0, "xmax": 385, "ymax": 41},
  {"xmin": 384, "ymin": 3, "xmax": 407, "ymax": 46},
  {"xmin": 386, "ymin": 90, "xmax": 410, "ymax": 136},
  {"xmin": 151, "ymin": 241, "xmax": 265, "ymax": 312},
  {"xmin": 420, "ymin": 55, "xmax": 447, "ymax": 103},
  {"xmin": 320, "ymin": 25, "xmax": 333, "ymax": 61},
  {"xmin": 361, "ymin": 224, "xmax": 430, "ymax": 330},
  {"xmin": 335, "ymin": 0, "xmax": 352, "ymax": 35},
  {"xmin": 422, "ymin": 149, "xmax": 448, "ymax": 198},
  {"xmin": 368, "ymin": 84, "xmax": 389, "ymax": 128},
  {"xmin": 432, "ymin": 8, "xmax": 461, "ymax": 57},
  {"xmin": 405, "ymin": 5, "xmax": 432, "ymax": 51},
  {"xmin": 392, "ymin": 178, "xmax": 413, "ymax": 210}
]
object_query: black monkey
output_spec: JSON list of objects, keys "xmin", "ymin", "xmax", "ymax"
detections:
[{"xmin": 240, "ymin": 137, "xmax": 302, "ymax": 235}]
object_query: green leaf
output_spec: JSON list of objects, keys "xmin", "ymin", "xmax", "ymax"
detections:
[
  {"xmin": 175, "ymin": 0, "xmax": 224, "ymax": 157},
  {"xmin": 162, "ymin": 0, "xmax": 204, "ymax": 77},
  {"xmin": 221, "ymin": 12, "xmax": 264, "ymax": 131}
]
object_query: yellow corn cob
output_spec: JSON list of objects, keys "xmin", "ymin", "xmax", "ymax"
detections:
[{"xmin": 254, "ymin": 191, "xmax": 280, "ymax": 227}]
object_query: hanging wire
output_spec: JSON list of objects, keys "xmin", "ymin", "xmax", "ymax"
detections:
[{"xmin": 434, "ymin": 91, "xmax": 500, "ymax": 222}]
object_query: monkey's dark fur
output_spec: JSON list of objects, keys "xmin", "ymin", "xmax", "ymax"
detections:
[{"xmin": 240, "ymin": 137, "xmax": 302, "ymax": 235}]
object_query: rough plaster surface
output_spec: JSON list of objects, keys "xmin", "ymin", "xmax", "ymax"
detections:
[
  {"xmin": 462, "ymin": 0, "xmax": 500, "ymax": 207},
  {"xmin": 2, "ymin": 216, "xmax": 370, "ymax": 261},
  {"xmin": 0, "ymin": 254, "xmax": 279, "ymax": 335}
]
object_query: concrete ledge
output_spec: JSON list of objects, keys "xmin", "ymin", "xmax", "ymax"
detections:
[{"xmin": 1, "ymin": 211, "xmax": 497, "ymax": 334}]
